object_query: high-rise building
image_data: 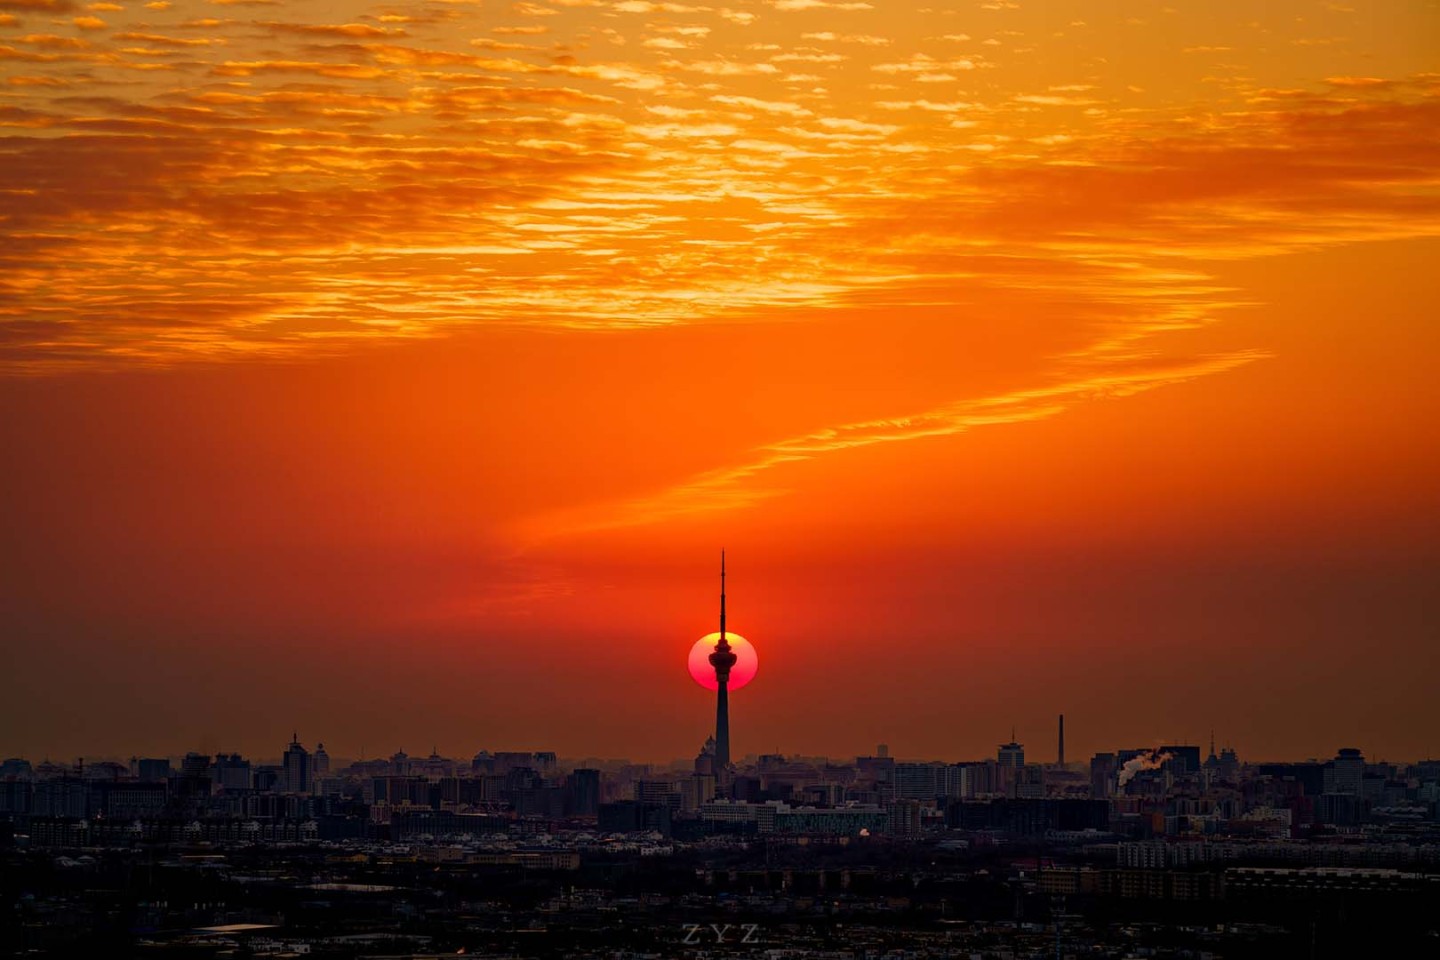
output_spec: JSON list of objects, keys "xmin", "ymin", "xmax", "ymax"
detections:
[
  {"xmin": 1016, "ymin": 764, "xmax": 1045, "ymax": 799},
  {"xmin": 0, "ymin": 758, "xmax": 33, "ymax": 779},
  {"xmin": 33, "ymin": 778, "xmax": 86, "ymax": 818},
  {"xmin": 1090, "ymin": 752, "xmax": 1117, "ymax": 798},
  {"xmin": 599, "ymin": 800, "xmax": 672, "ymax": 837},
  {"xmin": 1158, "ymin": 745, "xmax": 1202, "ymax": 775},
  {"xmin": 568, "ymin": 768, "xmax": 601, "ymax": 817},
  {"xmin": 1324, "ymin": 747, "xmax": 1365, "ymax": 796},
  {"xmin": 180, "ymin": 753, "xmax": 210, "ymax": 779},
  {"xmin": 887, "ymin": 798, "xmax": 923, "ymax": 836},
  {"xmin": 942, "ymin": 763, "xmax": 969, "ymax": 799},
  {"xmin": 92, "ymin": 781, "xmax": 167, "ymax": 819},
  {"xmin": 682, "ymin": 774, "xmax": 716, "ymax": 811},
  {"xmin": 895, "ymin": 762, "xmax": 947, "ymax": 800},
  {"xmin": 136, "ymin": 758, "xmax": 170, "ymax": 782},
  {"xmin": 1216, "ymin": 746, "xmax": 1240, "ymax": 781},
  {"xmin": 282, "ymin": 734, "xmax": 310, "ymax": 795},
  {"xmin": 213, "ymin": 753, "xmax": 252, "ymax": 792},
  {"xmin": 997, "ymin": 739, "xmax": 1025, "ymax": 796},
  {"xmin": 312, "ymin": 743, "xmax": 330, "ymax": 781},
  {"xmin": 175, "ymin": 753, "xmax": 212, "ymax": 800},
  {"xmin": 694, "ymin": 737, "xmax": 717, "ymax": 777},
  {"xmin": 634, "ymin": 779, "xmax": 682, "ymax": 810}
]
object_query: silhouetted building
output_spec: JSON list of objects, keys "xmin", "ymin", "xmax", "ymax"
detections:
[
  {"xmin": 1257, "ymin": 761, "xmax": 1326, "ymax": 796},
  {"xmin": 1092, "ymin": 753, "xmax": 1117, "ymax": 798},
  {"xmin": 509, "ymin": 785, "xmax": 565, "ymax": 818},
  {"xmin": 213, "ymin": 753, "xmax": 251, "ymax": 792},
  {"xmin": 283, "ymin": 734, "xmax": 311, "ymax": 794},
  {"xmin": 895, "ymin": 762, "xmax": 948, "ymax": 799},
  {"xmin": 175, "ymin": 753, "xmax": 212, "ymax": 801},
  {"xmin": 1316, "ymin": 792, "xmax": 1367, "ymax": 826},
  {"xmin": 694, "ymin": 737, "xmax": 718, "ymax": 777},
  {"xmin": 136, "ymin": 758, "xmax": 170, "ymax": 782},
  {"xmin": 998, "ymin": 740, "xmax": 1025, "ymax": 795},
  {"xmin": 946, "ymin": 798, "xmax": 1109, "ymax": 835},
  {"xmin": 312, "ymin": 742, "xmax": 330, "ymax": 780},
  {"xmin": 599, "ymin": 801, "xmax": 672, "ymax": 837},
  {"xmin": 33, "ymin": 778, "xmax": 86, "ymax": 818},
  {"xmin": 253, "ymin": 766, "xmax": 281, "ymax": 793},
  {"xmin": 0, "ymin": 758, "xmax": 32, "ymax": 780},
  {"xmin": 180, "ymin": 753, "xmax": 210, "ymax": 779},
  {"xmin": 567, "ymin": 768, "xmax": 601, "ymax": 817},
  {"xmin": 1325, "ymin": 748, "xmax": 1365, "ymax": 795},
  {"xmin": 1158, "ymin": 745, "xmax": 1203, "ymax": 775},
  {"xmin": 90, "ymin": 781, "xmax": 167, "ymax": 819},
  {"xmin": 855, "ymin": 754, "xmax": 896, "ymax": 801},
  {"xmin": 682, "ymin": 774, "xmax": 716, "ymax": 810},
  {"xmin": 0, "ymin": 779, "xmax": 32, "ymax": 814},
  {"xmin": 634, "ymin": 779, "xmax": 682, "ymax": 810},
  {"xmin": 1015, "ymin": 764, "xmax": 1045, "ymax": 799},
  {"xmin": 887, "ymin": 798, "xmax": 922, "ymax": 836}
]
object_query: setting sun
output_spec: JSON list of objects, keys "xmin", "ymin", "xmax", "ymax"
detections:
[{"xmin": 688, "ymin": 633, "xmax": 759, "ymax": 693}]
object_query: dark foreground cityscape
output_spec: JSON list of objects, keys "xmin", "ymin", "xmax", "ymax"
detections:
[
  {"xmin": 3, "ymin": 729, "xmax": 1439, "ymax": 959},
  {"xmin": 4, "ymin": 577, "xmax": 1439, "ymax": 957}
]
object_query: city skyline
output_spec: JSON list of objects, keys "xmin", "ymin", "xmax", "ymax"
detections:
[
  {"xmin": 2, "ymin": 1, "xmax": 1438, "ymax": 764},
  {"xmin": 6, "ymin": 728, "xmax": 1430, "ymax": 772},
  {"xmin": 6, "ymin": 720, "xmax": 1436, "ymax": 957}
]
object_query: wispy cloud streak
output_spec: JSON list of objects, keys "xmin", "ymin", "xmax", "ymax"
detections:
[{"xmin": 535, "ymin": 350, "xmax": 1268, "ymax": 533}]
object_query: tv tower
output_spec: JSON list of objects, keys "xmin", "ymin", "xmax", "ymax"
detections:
[{"xmin": 709, "ymin": 551, "xmax": 738, "ymax": 770}]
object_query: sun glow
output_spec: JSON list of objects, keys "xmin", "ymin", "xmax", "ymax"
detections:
[{"xmin": 687, "ymin": 632, "xmax": 758, "ymax": 692}]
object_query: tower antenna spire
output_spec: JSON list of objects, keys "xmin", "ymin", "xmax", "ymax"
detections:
[{"xmin": 719, "ymin": 550, "xmax": 727, "ymax": 643}]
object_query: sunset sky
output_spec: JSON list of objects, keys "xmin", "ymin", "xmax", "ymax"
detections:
[{"xmin": 2, "ymin": 0, "xmax": 1438, "ymax": 766}]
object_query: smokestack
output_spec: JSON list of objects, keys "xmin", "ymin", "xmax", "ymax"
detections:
[{"xmin": 1058, "ymin": 715, "xmax": 1065, "ymax": 768}]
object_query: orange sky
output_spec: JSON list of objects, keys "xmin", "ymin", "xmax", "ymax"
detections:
[{"xmin": 1, "ymin": 0, "xmax": 1437, "ymax": 765}]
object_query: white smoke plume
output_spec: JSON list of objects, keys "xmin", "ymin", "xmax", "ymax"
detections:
[{"xmin": 1117, "ymin": 750, "xmax": 1174, "ymax": 788}]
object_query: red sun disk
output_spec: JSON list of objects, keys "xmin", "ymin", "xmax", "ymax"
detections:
[{"xmin": 687, "ymin": 631, "xmax": 758, "ymax": 691}]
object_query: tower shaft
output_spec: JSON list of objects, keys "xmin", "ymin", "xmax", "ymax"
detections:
[{"xmin": 715, "ymin": 678, "xmax": 730, "ymax": 769}]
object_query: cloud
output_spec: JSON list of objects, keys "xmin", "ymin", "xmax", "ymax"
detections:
[
  {"xmin": 545, "ymin": 352, "xmax": 1269, "ymax": 532},
  {"xmin": 802, "ymin": 32, "xmax": 890, "ymax": 45},
  {"xmin": 0, "ymin": 0, "xmax": 77, "ymax": 10},
  {"xmin": 0, "ymin": 0, "xmax": 1436, "ymax": 384},
  {"xmin": 873, "ymin": 54, "xmax": 977, "ymax": 73},
  {"xmin": 112, "ymin": 32, "xmax": 217, "ymax": 47},
  {"xmin": 612, "ymin": 0, "xmax": 707, "ymax": 11},
  {"xmin": 212, "ymin": 60, "xmax": 390, "ymax": 79},
  {"xmin": 710, "ymin": 94, "xmax": 813, "ymax": 116},
  {"xmin": 772, "ymin": 0, "xmax": 873, "ymax": 10},
  {"xmin": 678, "ymin": 58, "xmax": 780, "ymax": 75},
  {"xmin": 255, "ymin": 22, "xmax": 409, "ymax": 39}
]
